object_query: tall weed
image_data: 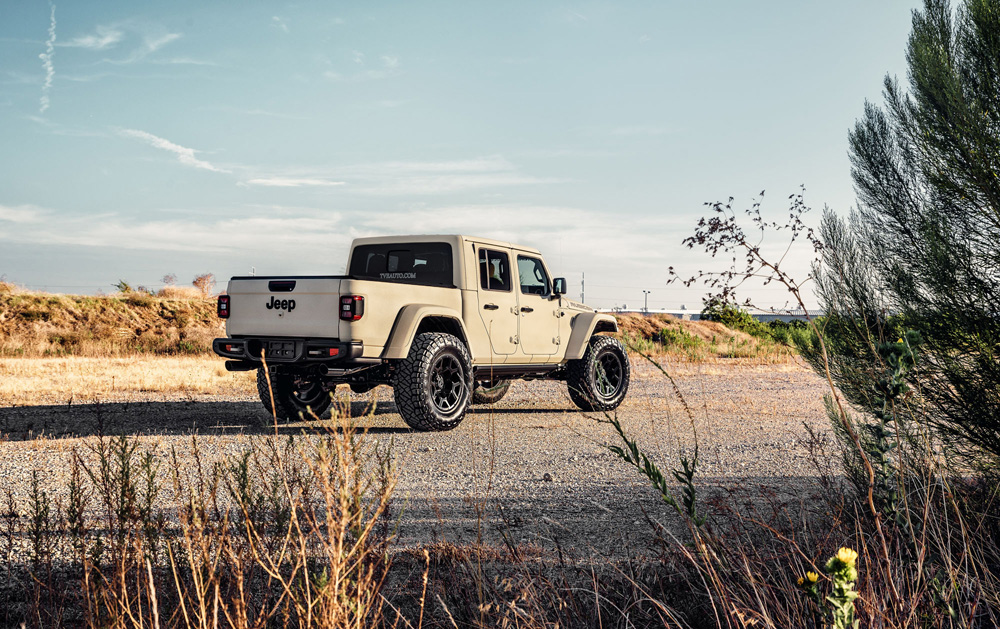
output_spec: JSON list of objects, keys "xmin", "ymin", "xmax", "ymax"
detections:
[{"xmin": 3, "ymin": 403, "xmax": 397, "ymax": 629}]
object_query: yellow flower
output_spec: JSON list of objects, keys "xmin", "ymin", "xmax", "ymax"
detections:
[
  {"xmin": 836, "ymin": 547, "xmax": 858, "ymax": 567},
  {"xmin": 897, "ymin": 337, "xmax": 903, "ymax": 343},
  {"xmin": 797, "ymin": 576, "xmax": 804, "ymax": 586},
  {"xmin": 807, "ymin": 571, "xmax": 819, "ymax": 583}
]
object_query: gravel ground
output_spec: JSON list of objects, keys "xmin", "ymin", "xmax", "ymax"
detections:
[{"xmin": 0, "ymin": 357, "xmax": 834, "ymax": 558}]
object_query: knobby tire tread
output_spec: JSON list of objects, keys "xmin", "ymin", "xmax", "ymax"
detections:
[
  {"xmin": 394, "ymin": 332, "xmax": 472, "ymax": 431},
  {"xmin": 566, "ymin": 336, "xmax": 630, "ymax": 412}
]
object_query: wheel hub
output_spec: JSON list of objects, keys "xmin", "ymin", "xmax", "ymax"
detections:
[
  {"xmin": 595, "ymin": 351, "xmax": 623, "ymax": 399},
  {"xmin": 429, "ymin": 353, "xmax": 465, "ymax": 413},
  {"xmin": 292, "ymin": 377, "xmax": 326, "ymax": 406}
]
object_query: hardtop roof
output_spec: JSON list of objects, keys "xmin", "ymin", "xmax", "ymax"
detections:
[{"xmin": 350, "ymin": 234, "xmax": 541, "ymax": 255}]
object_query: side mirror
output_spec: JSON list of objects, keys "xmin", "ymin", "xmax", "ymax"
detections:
[{"xmin": 553, "ymin": 277, "xmax": 567, "ymax": 296}]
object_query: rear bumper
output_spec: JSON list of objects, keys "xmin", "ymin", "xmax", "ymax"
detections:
[{"xmin": 213, "ymin": 337, "xmax": 363, "ymax": 365}]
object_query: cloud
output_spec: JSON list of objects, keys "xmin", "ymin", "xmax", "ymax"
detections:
[
  {"xmin": 227, "ymin": 157, "xmax": 546, "ymax": 196},
  {"xmin": 323, "ymin": 51, "xmax": 401, "ymax": 81},
  {"xmin": 345, "ymin": 203, "xmax": 693, "ymax": 274},
  {"xmin": 243, "ymin": 177, "xmax": 345, "ymax": 188},
  {"xmin": 102, "ymin": 29, "xmax": 182, "ymax": 64},
  {"xmin": 117, "ymin": 128, "xmax": 229, "ymax": 173},
  {"xmin": 271, "ymin": 16, "xmax": 289, "ymax": 33},
  {"xmin": 0, "ymin": 204, "xmax": 46, "ymax": 223},
  {"xmin": 61, "ymin": 25, "xmax": 123, "ymax": 50},
  {"xmin": 342, "ymin": 157, "xmax": 564, "ymax": 195},
  {"xmin": 38, "ymin": 4, "xmax": 56, "ymax": 113},
  {"xmin": 0, "ymin": 202, "xmax": 681, "ymax": 273},
  {"xmin": 0, "ymin": 206, "xmax": 348, "ymax": 255},
  {"xmin": 145, "ymin": 33, "xmax": 181, "ymax": 53}
]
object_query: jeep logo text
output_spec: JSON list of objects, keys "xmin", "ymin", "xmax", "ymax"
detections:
[{"xmin": 266, "ymin": 296, "xmax": 296, "ymax": 312}]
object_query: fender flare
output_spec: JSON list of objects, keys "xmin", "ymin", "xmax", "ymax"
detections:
[
  {"xmin": 564, "ymin": 312, "xmax": 619, "ymax": 360},
  {"xmin": 382, "ymin": 304, "xmax": 470, "ymax": 359}
]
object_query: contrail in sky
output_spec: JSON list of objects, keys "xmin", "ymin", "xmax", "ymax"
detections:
[
  {"xmin": 39, "ymin": 3, "xmax": 56, "ymax": 113},
  {"xmin": 118, "ymin": 128, "xmax": 230, "ymax": 173}
]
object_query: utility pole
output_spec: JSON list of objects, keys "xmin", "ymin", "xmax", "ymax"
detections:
[
  {"xmin": 643, "ymin": 290, "xmax": 651, "ymax": 314},
  {"xmin": 581, "ymin": 272, "xmax": 585, "ymax": 303}
]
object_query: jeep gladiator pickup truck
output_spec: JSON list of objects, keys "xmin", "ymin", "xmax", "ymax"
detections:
[{"xmin": 213, "ymin": 235, "xmax": 629, "ymax": 431}]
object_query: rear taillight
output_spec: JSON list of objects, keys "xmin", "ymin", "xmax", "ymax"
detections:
[
  {"xmin": 217, "ymin": 295, "xmax": 230, "ymax": 319},
  {"xmin": 307, "ymin": 347, "xmax": 340, "ymax": 357},
  {"xmin": 340, "ymin": 295, "xmax": 365, "ymax": 321}
]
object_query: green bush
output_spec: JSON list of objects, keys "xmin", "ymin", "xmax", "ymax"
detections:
[
  {"xmin": 769, "ymin": 319, "xmax": 817, "ymax": 350},
  {"xmin": 656, "ymin": 326, "xmax": 706, "ymax": 352},
  {"xmin": 701, "ymin": 298, "xmax": 772, "ymax": 339}
]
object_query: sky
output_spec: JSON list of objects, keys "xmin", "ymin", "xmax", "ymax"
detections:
[{"xmin": 0, "ymin": 1, "xmax": 922, "ymax": 311}]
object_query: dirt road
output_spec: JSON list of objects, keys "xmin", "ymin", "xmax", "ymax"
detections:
[{"xmin": 0, "ymin": 358, "xmax": 833, "ymax": 556}]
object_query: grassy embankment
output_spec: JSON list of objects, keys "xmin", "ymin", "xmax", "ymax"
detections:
[
  {"xmin": 0, "ymin": 284, "xmax": 248, "ymax": 405},
  {"xmin": 0, "ymin": 284, "xmax": 808, "ymax": 406},
  {"xmin": 0, "ymin": 282, "xmax": 799, "ymax": 362},
  {"xmin": 0, "ymin": 282, "xmax": 220, "ymax": 358}
]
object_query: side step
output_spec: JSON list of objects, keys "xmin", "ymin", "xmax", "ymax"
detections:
[{"xmin": 473, "ymin": 364, "xmax": 563, "ymax": 380}]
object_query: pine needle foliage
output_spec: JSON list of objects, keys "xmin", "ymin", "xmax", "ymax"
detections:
[{"xmin": 810, "ymin": 0, "xmax": 1000, "ymax": 463}]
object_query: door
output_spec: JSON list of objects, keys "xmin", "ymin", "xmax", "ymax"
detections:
[
  {"xmin": 515, "ymin": 254, "xmax": 560, "ymax": 357},
  {"xmin": 475, "ymin": 247, "xmax": 519, "ymax": 356}
]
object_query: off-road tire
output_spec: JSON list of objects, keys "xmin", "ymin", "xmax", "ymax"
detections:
[
  {"xmin": 566, "ymin": 336, "xmax": 630, "ymax": 412},
  {"xmin": 256, "ymin": 367, "xmax": 333, "ymax": 421},
  {"xmin": 393, "ymin": 332, "xmax": 473, "ymax": 431},
  {"xmin": 472, "ymin": 379, "xmax": 511, "ymax": 404}
]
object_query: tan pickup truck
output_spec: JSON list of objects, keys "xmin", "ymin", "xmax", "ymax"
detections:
[{"xmin": 213, "ymin": 235, "xmax": 629, "ymax": 430}]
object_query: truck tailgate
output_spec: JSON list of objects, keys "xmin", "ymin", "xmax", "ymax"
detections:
[{"xmin": 225, "ymin": 276, "xmax": 344, "ymax": 338}]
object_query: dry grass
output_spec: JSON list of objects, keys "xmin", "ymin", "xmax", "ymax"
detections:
[
  {"xmin": 0, "ymin": 289, "xmax": 219, "ymax": 357},
  {"xmin": 0, "ymin": 356, "xmax": 255, "ymax": 406},
  {"xmin": 615, "ymin": 313, "xmax": 799, "ymax": 364},
  {"xmin": 2, "ymin": 411, "xmax": 398, "ymax": 628},
  {"xmin": 155, "ymin": 285, "xmax": 205, "ymax": 300},
  {"xmin": 0, "ymin": 281, "xmax": 25, "ymax": 295}
]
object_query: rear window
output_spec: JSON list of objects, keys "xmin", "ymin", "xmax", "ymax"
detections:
[{"xmin": 349, "ymin": 242, "xmax": 454, "ymax": 287}]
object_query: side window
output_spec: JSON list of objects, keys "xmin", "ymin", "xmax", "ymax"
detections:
[
  {"xmin": 478, "ymin": 249, "xmax": 511, "ymax": 291},
  {"xmin": 517, "ymin": 256, "xmax": 550, "ymax": 296}
]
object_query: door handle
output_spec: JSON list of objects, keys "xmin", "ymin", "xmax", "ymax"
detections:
[
  {"xmin": 520, "ymin": 307, "xmax": 534, "ymax": 313},
  {"xmin": 483, "ymin": 304, "xmax": 499, "ymax": 310}
]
